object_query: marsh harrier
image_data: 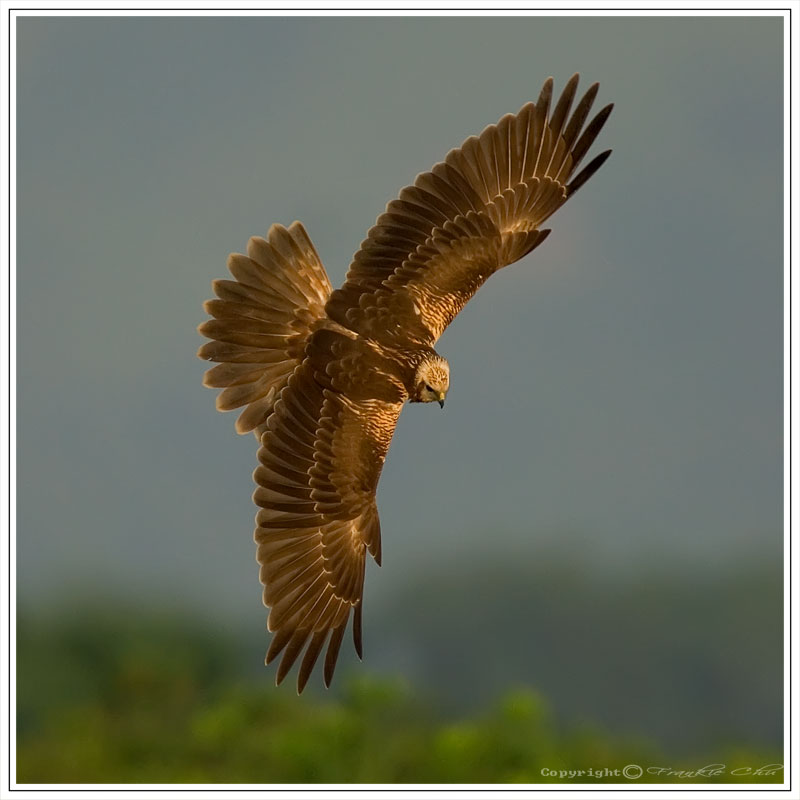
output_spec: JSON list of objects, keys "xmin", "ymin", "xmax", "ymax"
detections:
[{"xmin": 199, "ymin": 74, "xmax": 613, "ymax": 692}]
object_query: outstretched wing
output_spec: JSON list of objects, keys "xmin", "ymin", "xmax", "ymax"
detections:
[
  {"xmin": 325, "ymin": 74, "xmax": 613, "ymax": 346},
  {"xmin": 254, "ymin": 330, "xmax": 406, "ymax": 692}
]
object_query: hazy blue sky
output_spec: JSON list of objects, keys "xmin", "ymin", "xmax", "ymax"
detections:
[{"xmin": 16, "ymin": 16, "xmax": 782, "ymax": 636}]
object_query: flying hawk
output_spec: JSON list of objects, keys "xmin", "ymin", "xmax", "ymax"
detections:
[{"xmin": 198, "ymin": 74, "xmax": 613, "ymax": 693}]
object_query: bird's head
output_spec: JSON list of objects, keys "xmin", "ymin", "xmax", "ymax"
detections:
[{"xmin": 411, "ymin": 355, "xmax": 450, "ymax": 408}]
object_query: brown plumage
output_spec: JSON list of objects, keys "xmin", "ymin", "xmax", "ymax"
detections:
[{"xmin": 198, "ymin": 74, "xmax": 613, "ymax": 692}]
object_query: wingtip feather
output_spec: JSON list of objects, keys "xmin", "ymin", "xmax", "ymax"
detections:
[
  {"xmin": 323, "ymin": 623, "xmax": 347, "ymax": 688},
  {"xmin": 567, "ymin": 149, "xmax": 612, "ymax": 197},
  {"xmin": 352, "ymin": 602, "xmax": 363, "ymax": 660}
]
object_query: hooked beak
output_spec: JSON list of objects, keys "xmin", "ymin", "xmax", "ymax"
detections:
[{"xmin": 437, "ymin": 392, "xmax": 446, "ymax": 409}]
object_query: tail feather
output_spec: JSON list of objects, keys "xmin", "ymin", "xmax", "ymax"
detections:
[{"xmin": 198, "ymin": 221, "xmax": 332, "ymax": 436}]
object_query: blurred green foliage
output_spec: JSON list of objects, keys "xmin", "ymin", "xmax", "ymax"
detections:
[
  {"xmin": 378, "ymin": 549, "xmax": 784, "ymax": 753},
  {"xmin": 17, "ymin": 604, "xmax": 782, "ymax": 784}
]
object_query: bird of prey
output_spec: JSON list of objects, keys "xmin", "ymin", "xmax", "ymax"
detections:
[{"xmin": 198, "ymin": 74, "xmax": 612, "ymax": 693}]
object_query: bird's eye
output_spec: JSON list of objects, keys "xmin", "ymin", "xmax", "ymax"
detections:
[{"xmin": 424, "ymin": 384, "xmax": 434, "ymax": 393}]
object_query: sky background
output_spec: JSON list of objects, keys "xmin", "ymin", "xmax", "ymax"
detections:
[{"xmin": 15, "ymin": 15, "xmax": 783, "ymax": 735}]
